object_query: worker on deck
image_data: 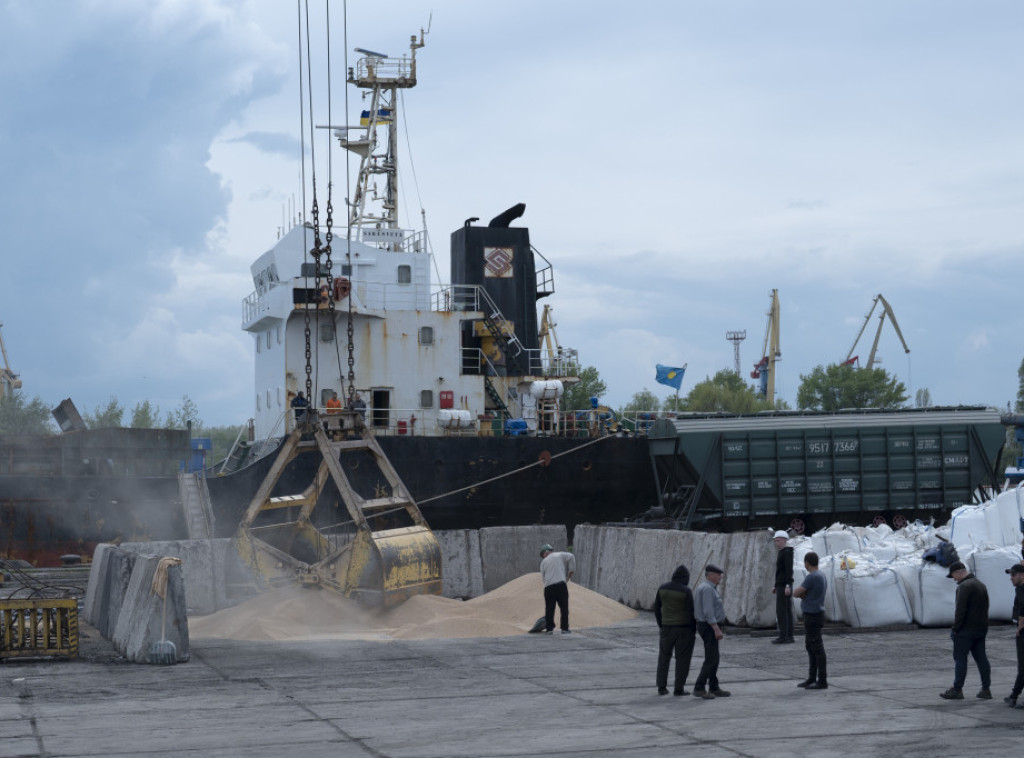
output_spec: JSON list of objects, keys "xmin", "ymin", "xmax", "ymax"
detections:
[{"xmin": 326, "ymin": 391, "xmax": 342, "ymax": 414}]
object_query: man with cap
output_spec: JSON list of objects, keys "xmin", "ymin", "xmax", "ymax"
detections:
[
  {"xmin": 693, "ymin": 564, "xmax": 730, "ymax": 699},
  {"xmin": 940, "ymin": 561, "xmax": 992, "ymax": 700},
  {"xmin": 654, "ymin": 564, "xmax": 696, "ymax": 696},
  {"xmin": 771, "ymin": 530, "xmax": 795, "ymax": 644},
  {"xmin": 1003, "ymin": 563, "xmax": 1024, "ymax": 707},
  {"xmin": 793, "ymin": 551, "xmax": 828, "ymax": 689},
  {"xmin": 539, "ymin": 544, "xmax": 575, "ymax": 635}
]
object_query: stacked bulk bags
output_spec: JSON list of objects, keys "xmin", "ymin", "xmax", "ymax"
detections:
[
  {"xmin": 893, "ymin": 559, "xmax": 956, "ymax": 627},
  {"xmin": 964, "ymin": 545, "xmax": 1021, "ymax": 621},
  {"xmin": 833, "ymin": 560, "xmax": 913, "ymax": 628},
  {"xmin": 811, "ymin": 523, "xmax": 861, "ymax": 557}
]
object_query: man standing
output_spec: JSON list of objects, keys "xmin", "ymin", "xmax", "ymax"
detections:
[
  {"xmin": 793, "ymin": 551, "xmax": 828, "ymax": 690},
  {"xmin": 290, "ymin": 391, "xmax": 308, "ymax": 424},
  {"xmin": 693, "ymin": 564, "xmax": 730, "ymax": 699},
  {"xmin": 539, "ymin": 544, "xmax": 575, "ymax": 635},
  {"xmin": 940, "ymin": 561, "xmax": 992, "ymax": 700},
  {"xmin": 771, "ymin": 530, "xmax": 795, "ymax": 644},
  {"xmin": 1002, "ymin": 564, "xmax": 1024, "ymax": 707},
  {"xmin": 654, "ymin": 564, "xmax": 696, "ymax": 696}
]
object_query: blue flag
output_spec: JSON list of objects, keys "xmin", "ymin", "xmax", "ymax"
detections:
[{"xmin": 655, "ymin": 364, "xmax": 686, "ymax": 390}]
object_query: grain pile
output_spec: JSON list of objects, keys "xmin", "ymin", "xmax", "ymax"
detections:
[{"xmin": 189, "ymin": 573, "xmax": 636, "ymax": 641}]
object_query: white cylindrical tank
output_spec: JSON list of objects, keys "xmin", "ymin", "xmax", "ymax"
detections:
[
  {"xmin": 529, "ymin": 380, "xmax": 564, "ymax": 400},
  {"xmin": 437, "ymin": 409, "xmax": 473, "ymax": 429}
]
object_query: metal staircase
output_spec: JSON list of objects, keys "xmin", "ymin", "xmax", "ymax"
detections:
[{"xmin": 178, "ymin": 472, "xmax": 215, "ymax": 540}]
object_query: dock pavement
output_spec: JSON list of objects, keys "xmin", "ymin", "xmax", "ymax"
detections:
[{"xmin": 2, "ymin": 615, "xmax": 1023, "ymax": 757}]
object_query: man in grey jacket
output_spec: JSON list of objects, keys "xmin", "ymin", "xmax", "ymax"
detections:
[
  {"xmin": 693, "ymin": 564, "xmax": 730, "ymax": 699},
  {"xmin": 539, "ymin": 544, "xmax": 575, "ymax": 634}
]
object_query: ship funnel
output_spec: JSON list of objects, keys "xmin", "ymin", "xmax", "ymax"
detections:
[{"xmin": 488, "ymin": 203, "xmax": 526, "ymax": 228}]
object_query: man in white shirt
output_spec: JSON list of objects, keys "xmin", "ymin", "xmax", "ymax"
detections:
[{"xmin": 540, "ymin": 544, "xmax": 575, "ymax": 634}]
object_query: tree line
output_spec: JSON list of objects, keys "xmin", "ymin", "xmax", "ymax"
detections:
[{"xmin": 0, "ymin": 392, "xmax": 243, "ymax": 462}]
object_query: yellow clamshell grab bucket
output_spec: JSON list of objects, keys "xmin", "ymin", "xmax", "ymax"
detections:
[{"xmin": 234, "ymin": 410, "xmax": 442, "ymax": 607}]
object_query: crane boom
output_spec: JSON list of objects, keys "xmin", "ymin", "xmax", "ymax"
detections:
[
  {"xmin": 0, "ymin": 321, "xmax": 22, "ymax": 398},
  {"xmin": 845, "ymin": 294, "xmax": 910, "ymax": 369},
  {"xmin": 750, "ymin": 289, "xmax": 781, "ymax": 403}
]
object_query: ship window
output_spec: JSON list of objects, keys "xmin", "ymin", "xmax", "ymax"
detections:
[
  {"xmin": 266, "ymin": 390, "xmax": 271, "ymax": 408},
  {"xmin": 341, "ymin": 264, "xmax": 352, "ymax": 276},
  {"xmin": 420, "ymin": 390, "xmax": 433, "ymax": 408},
  {"xmin": 266, "ymin": 331, "xmax": 272, "ymax": 349},
  {"xmin": 277, "ymin": 387, "xmax": 282, "ymax": 406},
  {"xmin": 256, "ymin": 338, "xmax": 261, "ymax": 354},
  {"xmin": 397, "ymin": 265, "xmax": 412, "ymax": 284},
  {"xmin": 256, "ymin": 393, "xmax": 262, "ymax": 411},
  {"xmin": 320, "ymin": 323, "xmax": 335, "ymax": 342},
  {"xmin": 276, "ymin": 325, "xmax": 282, "ymax": 344},
  {"xmin": 419, "ymin": 326, "xmax": 434, "ymax": 345}
]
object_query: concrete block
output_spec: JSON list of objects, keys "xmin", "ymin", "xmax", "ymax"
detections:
[
  {"xmin": 120, "ymin": 539, "xmax": 222, "ymax": 615},
  {"xmin": 83, "ymin": 544, "xmax": 137, "ymax": 639},
  {"xmin": 435, "ymin": 529, "xmax": 484, "ymax": 599},
  {"xmin": 479, "ymin": 526, "xmax": 567, "ymax": 593},
  {"xmin": 111, "ymin": 554, "xmax": 191, "ymax": 664}
]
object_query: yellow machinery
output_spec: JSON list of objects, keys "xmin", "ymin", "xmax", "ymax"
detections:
[
  {"xmin": 234, "ymin": 410, "xmax": 442, "ymax": 607},
  {"xmin": 844, "ymin": 293, "xmax": 910, "ymax": 369},
  {"xmin": 750, "ymin": 289, "xmax": 781, "ymax": 404}
]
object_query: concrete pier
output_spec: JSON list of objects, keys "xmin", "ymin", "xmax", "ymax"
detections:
[{"xmin": 2, "ymin": 618, "xmax": 1022, "ymax": 756}]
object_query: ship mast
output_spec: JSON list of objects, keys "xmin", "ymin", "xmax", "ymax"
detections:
[{"xmin": 338, "ymin": 31, "xmax": 425, "ymax": 251}]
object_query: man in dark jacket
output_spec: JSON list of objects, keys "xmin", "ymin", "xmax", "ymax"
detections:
[
  {"xmin": 771, "ymin": 530, "xmax": 795, "ymax": 644},
  {"xmin": 940, "ymin": 561, "xmax": 992, "ymax": 700},
  {"xmin": 654, "ymin": 564, "xmax": 696, "ymax": 696},
  {"xmin": 1003, "ymin": 563, "xmax": 1024, "ymax": 708}
]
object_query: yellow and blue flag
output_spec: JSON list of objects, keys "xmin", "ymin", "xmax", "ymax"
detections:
[
  {"xmin": 655, "ymin": 364, "xmax": 686, "ymax": 390},
  {"xmin": 359, "ymin": 108, "xmax": 394, "ymax": 126}
]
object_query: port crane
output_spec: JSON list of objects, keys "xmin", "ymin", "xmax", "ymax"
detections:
[
  {"xmin": 844, "ymin": 294, "xmax": 910, "ymax": 369},
  {"xmin": 751, "ymin": 289, "xmax": 781, "ymax": 403},
  {"xmin": 0, "ymin": 322, "xmax": 22, "ymax": 398}
]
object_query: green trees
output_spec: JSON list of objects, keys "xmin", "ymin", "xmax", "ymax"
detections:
[
  {"xmin": 130, "ymin": 400, "xmax": 161, "ymax": 428},
  {"xmin": 561, "ymin": 366, "xmax": 607, "ymax": 411},
  {"xmin": 797, "ymin": 364, "xmax": 908, "ymax": 411},
  {"xmin": 1017, "ymin": 356, "xmax": 1024, "ymax": 412},
  {"xmin": 684, "ymin": 369, "xmax": 777, "ymax": 414},
  {"xmin": 83, "ymin": 397, "xmax": 126, "ymax": 428},
  {"xmin": 621, "ymin": 388, "xmax": 660, "ymax": 415},
  {"xmin": 0, "ymin": 392, "xmax": 54, "ymax": 435}
]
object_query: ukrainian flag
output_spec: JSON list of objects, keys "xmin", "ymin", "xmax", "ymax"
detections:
[
  {"xmin": 359, "ymin": 108, "xmax": 394, "ymax": 126},
  {"xmin": 655, "ymin": 364, "xmax": 686, "ymax": 390}
]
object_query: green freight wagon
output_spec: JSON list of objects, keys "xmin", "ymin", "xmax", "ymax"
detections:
[{"xmin": 648, "ymin": 406, "xmax": 1005, "ymax": 534}]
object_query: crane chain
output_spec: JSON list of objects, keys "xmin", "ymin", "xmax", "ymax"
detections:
[{"xmin": 305, "ymin": 195, "xmax": 323, "ymax": 414}]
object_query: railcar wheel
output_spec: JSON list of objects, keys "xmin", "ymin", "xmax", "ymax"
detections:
[
  {"xmin": 892, "ymin": 513, "xmax": 908, "ymax": 530},
  {"xmin": 871, "ymin": 514, "xmax": 887, "ymax": 528},
  {"xmin": 789, "ymin": 517, "xmax": 806, "ymax": 536}
]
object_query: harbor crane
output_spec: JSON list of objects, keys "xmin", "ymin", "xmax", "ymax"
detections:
[
  {"xmin": 844, "ymin": 294, "xmax": 910, "ymax": 369},
  {"xmin": 0, "ymin": 322, "xmax": 22, "ymax": 398},
  {"xmin": 750, "ymin": 289, "xmax": 780, "ymax": 403}
]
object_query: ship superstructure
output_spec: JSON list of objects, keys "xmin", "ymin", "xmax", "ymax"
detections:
[{"xmin": 241, "ymin": 32, "xmax": 580, "ymax": 444}]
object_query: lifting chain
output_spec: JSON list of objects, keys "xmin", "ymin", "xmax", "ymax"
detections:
[{"xmin": 304, "ymin": 194, "xmax": 323, "ymax": 413}]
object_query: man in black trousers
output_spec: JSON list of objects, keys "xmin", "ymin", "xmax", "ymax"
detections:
[
  {"xmin": 771, "ymin": 530, "xmax": 795, "ymax": 644},
  {"xmin": 654, "ymin": 564, "xmax": 696, "ymax": 696}
]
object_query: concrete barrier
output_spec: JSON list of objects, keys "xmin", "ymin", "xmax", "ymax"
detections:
[
  {"xmin": 111, "ymin": 554, "xmax": 190, "ymax": 664},
  {"xmin": 82, "ymin": 544, "xmax": 137, "ymax": 639},
  {"xmin": 119, "ymin": 539, "xmax": 232, "ymax": 616},
  {"xmin": 91, "ymin": 525, "xmax": 779, "ymax": 628},
  {"xmin": 573, "ymin": 526, "xmax": 777, "ymax": 627}
]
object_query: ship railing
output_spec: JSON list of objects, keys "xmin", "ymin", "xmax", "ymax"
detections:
[
  {"xmin": 532, "ymin": 245, "xmax": 555, "ymax": 298},
  {"xmin": 351, "ymin": 56, "xmax": 416, "ymax": 86},
  {"xmin": 242, "ymin": 290, "xmax": 272, "ymax": 324}
]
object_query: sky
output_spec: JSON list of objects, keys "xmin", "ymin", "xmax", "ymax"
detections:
[{"xmin": 1, "ymin": 0, "xmax": 1022, "ymax": 427}]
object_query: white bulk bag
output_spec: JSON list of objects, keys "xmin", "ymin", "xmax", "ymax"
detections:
[
  {"xmin": 989, "ymin": 488, "xmax": 1023, "ymax": 548},
  {"xmin": 964, "ymin": 546, "xmax": 1021, "ymax": 621},
  {"xmin": 949, "ymin": 505, "xmax": 990, "ymax": 550},
  {"xmin": 834, "ymin": 563, "xmax": 913, "ymax": 628},
  {"xmin": 811, "ymin": 523, "xmax": 861, "ymax": 557},
  {"xmin": 912, "ymin": 561, "xmax": 957, "ymax": 627}
]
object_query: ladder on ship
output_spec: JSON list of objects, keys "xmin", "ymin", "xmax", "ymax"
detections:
[
  {"xmin": 178, "ymin": 471, "xmax": 215, "ymax": 540},
  {"xmin": 218, "ymin": 426, "xmax": 249, "ymax": 475}
]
